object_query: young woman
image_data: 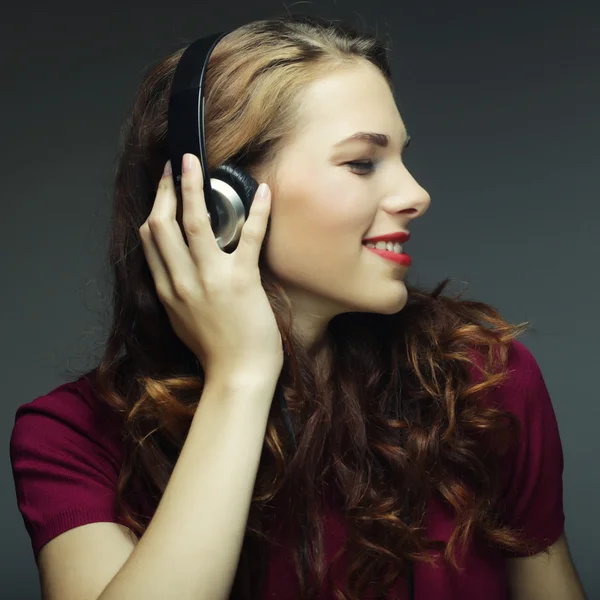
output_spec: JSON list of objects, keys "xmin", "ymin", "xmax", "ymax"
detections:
[{"xmin": 9, "ymin": 14, "xmax": 586, "ymax": 600}]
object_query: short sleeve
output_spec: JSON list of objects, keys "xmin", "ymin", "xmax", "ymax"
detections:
[
  {"xmin": 489, "ymin": 340, "xmax": 566, "ymax": 557},
  {"xmin": 9, "ymin": 377, "xmax": 127, "ymax": 564}
]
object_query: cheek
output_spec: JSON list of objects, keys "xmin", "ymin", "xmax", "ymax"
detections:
[{"xmin": 264, "ymin": 176, "xmax": 373, "ymax": 282}]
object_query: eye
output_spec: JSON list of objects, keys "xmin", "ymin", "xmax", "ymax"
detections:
[{"xmin": 346, "ymin": 160, "xmax": 375, "ymax": 175}]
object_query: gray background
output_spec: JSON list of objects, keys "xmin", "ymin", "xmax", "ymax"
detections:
[{"xmin": 2, "ymin": 1, "xmax": 598, "ymax": 598}]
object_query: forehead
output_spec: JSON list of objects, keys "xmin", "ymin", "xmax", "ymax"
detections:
[{"xmin": 292, "ymin": 61, "xmax": 405, "ymax": 146}]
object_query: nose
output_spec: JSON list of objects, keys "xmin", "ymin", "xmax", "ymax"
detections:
[{"xmin": 384, "ymin": 165, "xmax": 431, "ymax": 220}]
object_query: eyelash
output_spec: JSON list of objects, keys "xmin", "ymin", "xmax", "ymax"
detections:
[
  {"xmin": 346, "ymin": 160, "xmax": 375, "ymax": 175},
  {"xmin": 346, "ymin": 141, "xmax": 411, "ymax": 175}
]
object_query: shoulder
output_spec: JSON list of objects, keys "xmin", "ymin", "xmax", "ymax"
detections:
[
  {"xmin": 467, "ymin": 339, "xmax": 565, "ymax": 555},
  {"xmin": 466, "ymin": 337, "xmax": 564, "ymax": 495},
  {"xmin": 10, "ymin": 372, "xmax": 124, "ymax": 471},
  {"xmin": 9, "ymin": 373, "xmax": 129, "ymax": 561},
  {"xmin": 467, "ymin": 337, "xmax": 554, "ymax": 418}
]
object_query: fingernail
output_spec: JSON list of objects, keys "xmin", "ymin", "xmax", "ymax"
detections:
[
  {"xmin": 183, "ymin": 154, "xmax": 195, "ymax": 173},
  {"xmin": 163, "ymin": 160, "xmax": 172, "ymax": 176},
  {"xmin": 256, "ymin": 183, "xmax": 269, "ymax": 201}
]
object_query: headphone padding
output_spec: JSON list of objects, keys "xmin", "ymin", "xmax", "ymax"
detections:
[{"xmin": 211, "ymin": 162, "xmax": 259, "ymax": 213}]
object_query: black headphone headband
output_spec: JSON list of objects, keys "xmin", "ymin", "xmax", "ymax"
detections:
[
  {"xmin": 167, "ymin": 28, "xmax": 261, "ymax": 252},
  {"xmin": 167, "ymin": 29, "xmax": 233, "ymax": 235}
]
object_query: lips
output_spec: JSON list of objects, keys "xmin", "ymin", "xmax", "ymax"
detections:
[{"xmin": 362, "ymin": 231, "xmax": 410, "ymax": 244}]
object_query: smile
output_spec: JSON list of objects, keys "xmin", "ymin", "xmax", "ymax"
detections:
[{"xmin": 363, "ymin": 243, "xmax": 412, "ymax": 267}]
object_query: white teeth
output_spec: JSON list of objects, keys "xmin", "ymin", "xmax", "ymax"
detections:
[{"xmin": 365, "ymin": 241, "xmax": 403, "ymax": 254}]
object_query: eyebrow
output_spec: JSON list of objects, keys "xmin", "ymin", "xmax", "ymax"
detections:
[{"xmin": 333, "ymin": 131, "xmax": 411, "ymax": 149}]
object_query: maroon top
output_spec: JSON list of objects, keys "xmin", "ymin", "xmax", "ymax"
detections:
[{"xmin": 10, "ymin": 339, "xmax": 565, "ymax": 599}]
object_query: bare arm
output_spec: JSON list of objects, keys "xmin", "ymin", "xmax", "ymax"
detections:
[
  {"xmin": 506, "ymin": 532, "xmax": 587, "ymax": 600},
  {"xmin": 39, "ymin": 371, "xmax": 278, "ymax": 600}
]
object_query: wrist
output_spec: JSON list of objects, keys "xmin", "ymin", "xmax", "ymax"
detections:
[{"xmin": 204, "ymin": 365, "xmax": 281, "ymax": 392}]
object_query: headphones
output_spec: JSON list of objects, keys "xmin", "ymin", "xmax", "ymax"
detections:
[
  {"xmin": 167, "ymin": 28, "xmax": 415, "ymax": 600},
  {"xmin": 167, "ymin": 28, "xmax": 259, "ymax": 253}
]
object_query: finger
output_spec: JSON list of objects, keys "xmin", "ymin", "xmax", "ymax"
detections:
[
  {"xmin": 180, "ymin": 153, "xmax": 221, "ymax": 266},
  {"xmin": 139, "ymin": 221, "xmax": 171, "ymax": 302},
  {"xmin": 147, "ymin": 160, "xmax": 198, "ymax": 282},
  {"xmin": 139, "ymin": 163, "xmax": 178, "ymax": 299},
  {"xmin": 236, "ymin": 182, "xmax": 271, "ymax": 268}
]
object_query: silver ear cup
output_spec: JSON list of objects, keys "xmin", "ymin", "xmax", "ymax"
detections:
[{"xmin": 208, "ymin": 178, "xmax": 248, "ymax": 252}]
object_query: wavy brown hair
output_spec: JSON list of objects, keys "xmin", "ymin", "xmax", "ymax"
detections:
[{"xmin": 78, "ymin": 14, "xmax": 546, "ymax": 600}]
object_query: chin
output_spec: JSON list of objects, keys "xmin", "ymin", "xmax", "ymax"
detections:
[
  {"xmin": 373, "ymin": 286, "xmax": 408, "ymax": 315},
  {"xmin": 346, "ymin": 286, "xmax": 408, "ymax": 316},
  {"xmin": 373, "ymin": 303, "xmax": 407, "ymax": 316}
]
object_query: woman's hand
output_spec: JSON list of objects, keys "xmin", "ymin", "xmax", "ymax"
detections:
[{"xmin": 139, "ymin": 154, "xmax": 283, "ymax": 380}]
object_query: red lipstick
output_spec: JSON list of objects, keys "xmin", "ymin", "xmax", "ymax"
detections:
[
  {"xmin": 362, "ymin": 230, "xmax": 411, "ymax": 266},
  {"xmin": 364, "ymin": 246, "xmax": 412, "ymax": 267},
  {"xmin": 362, "ymin": 231, "xmax": 410, "ymax": 243}
]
